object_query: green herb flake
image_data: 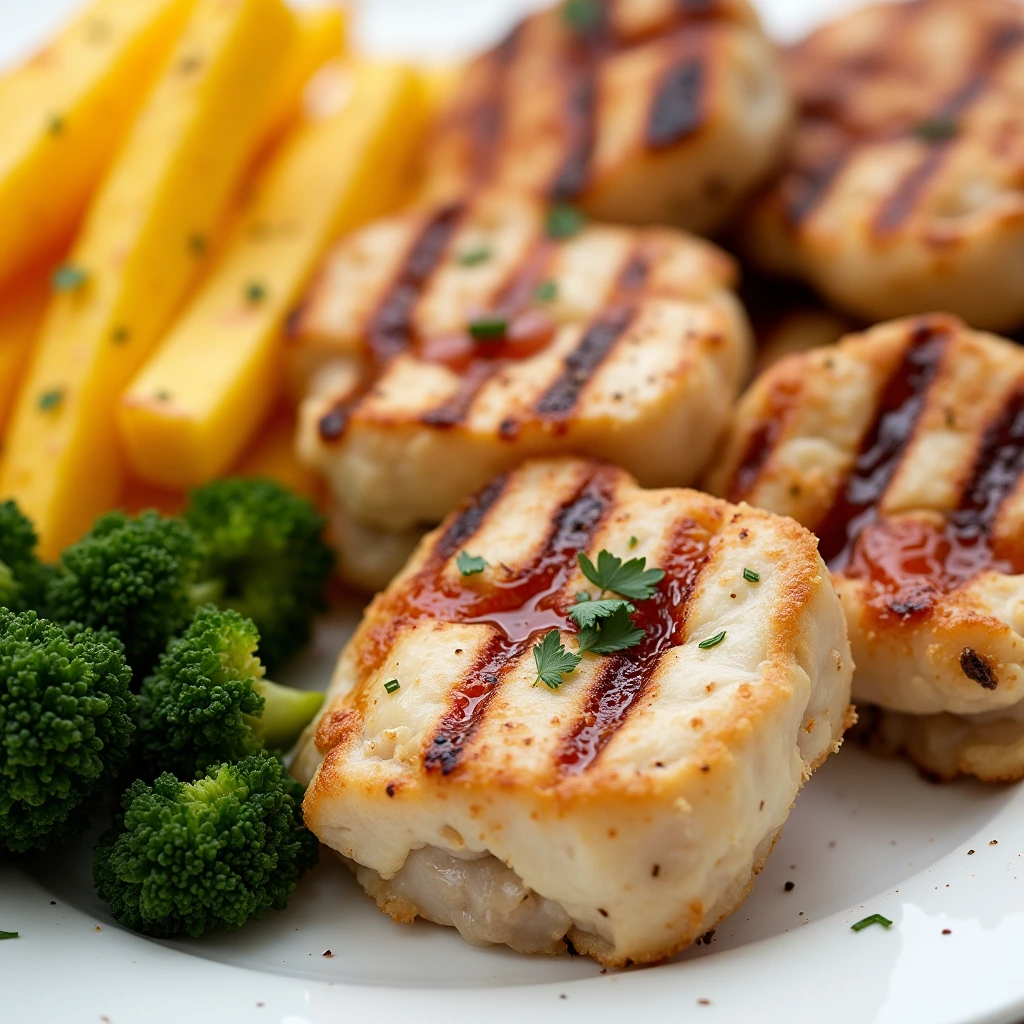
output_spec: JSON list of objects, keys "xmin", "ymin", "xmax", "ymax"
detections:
[
  {"xmin": 245, "ymin": 281, "xmax": 267, "ymax": 304},
  {"xmin": 458, "ymin": 247, "xmax": 491, "ymax": 266},
  {"xmin": 111, "ymin": 326, "xmax": 130, "ymax": 345},
  {"xmin": 468, "ymin": 315, "xmax": 508, "ymax": 341},
  {"xmin": 0, "ymin": 931, "xmax": 18, "ymax": 940},
  {"xmin": 533, "ymin": 629, "xmax": 581, "ymax": 689},
  {"xmin": 698, "ymin": 630, "xmax": 726, "ymax": 650},
  {"xmin": 188, "ymin": 233, "xmax": 207, "ymax": 257},
  {"xmin": 914, "ymin": 116, "xmax": 958, "ymax": 143},
  {"xmin": 577, "ymin": 603, "xmax": 645, "ymax": 655},
  {"xmin": 562, "ymin": 0, "xmax": 602, "ymax": 34},
  {"xmin": 51, "ymin": 264, "xmax": 88, "ymax": 292},
  {"xmin": 384, "ymin": 679, "xmax": 401, "ymax": 694},
  {"xmin": 546, "ymin": 203, "xmax": 585, "ymax": 240},
  {"xmin": 578, "ymin": 549, "xmax": 665, "ymax": 602},
  {"xmin": 154, "ymin": 389, "xmax": 171, "ymax": 402},
  {"xmin": 742, "ymin": 567, "xmax": 760, "ymax": 583},
  {"xmin": 568, "ymin": 597, "xmax": 635, "ymax": 631},
  {"xmin": 38, "ymin": 389, "xmax": 63, "ymax": 412},
  {"xmin": 851, "ymin": 914, "xmax": 893, "ymax": 932},
  {"xmin": 534, "ymin": 279, "xmax": 558, "ymax": 303},
  {"xmin": 46, "ymin": 114, "xmax": 65, "ymax": 136},
  {"xmin": 456, "ymin": 551, "xmax": 487, "ymax": 576},
  {"xmin": 628, "ymin": 535, "xmax": 638, "ymax": 549}
]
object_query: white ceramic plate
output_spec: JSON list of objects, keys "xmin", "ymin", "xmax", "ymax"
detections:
[{"xmin": 4, "ymin": 2, "xmax": 1024, "ymax": 1022}]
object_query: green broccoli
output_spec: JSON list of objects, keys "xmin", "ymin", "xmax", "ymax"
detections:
[
  {"xmin": 0, "ymin": 500, "xmax": 52, "ymax": 615},
  {"xmin": 185, "ymin": 478, "xmax": 334, "ymax": 669},
  {"xmin": 135, "ymin": 605, "xmax": 324, "ymax": 779},
  {"xmin": 46, "ymin": 510, "xmax": 202, "ymax": 676},
  {"xmin": 0, "ymin": 609, "xmax": 134, "ymax": 855},
  {"xmin": 94, "ymin": 751, "xmax": 319, "ymax": 937}
]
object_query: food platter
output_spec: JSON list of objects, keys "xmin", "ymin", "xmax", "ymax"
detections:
[{"xmin": 3, "ymin": 1, "xmax": 1024, "ymax": 1022}]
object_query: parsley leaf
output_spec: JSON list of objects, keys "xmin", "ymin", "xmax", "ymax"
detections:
[
  {"xmin": 578, "ymin": 549, "xmax": 665, "ymax": 601},
  {"xmin": 546, "ymin": 203, "xmax": 585, "ymax": 239},
  {"xmin": 456, "ymin": 551, "xmax": 487, "ymax": 576},
  {"xmin": 533, "ymin": 629, "xmax": 580, "ymax": 689},
  {"xmin": 568, "ymin": 597, "xmax": 635, "ymax": 630},
  {"xmin": 577, "ymin": 603, "xmax": 645, "ymax": 655},
  {"xmin": 0, "ymin": 930, "xmax": 18, "ymax": 940}
]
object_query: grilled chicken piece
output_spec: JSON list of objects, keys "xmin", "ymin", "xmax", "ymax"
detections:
[
  {"xmin": 707, "ymin": 313, "xmax": 1024, "ymax": 781},
  {"xmin": 291, "ymin": 190, "xmax": 751, "ymax": 588},
  {"xmin": 743, "ymin": 0, "xmax": 1024, "ymax": 333},
  {"xmin": 418, "ymin": 0, "xmax": 791, "ymax": 234},
  {"xmin": 294, "ymin": 457, "xmax": 853, "ymax": 965}
]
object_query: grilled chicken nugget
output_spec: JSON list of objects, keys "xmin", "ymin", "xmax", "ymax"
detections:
[
  {"xmin": 294, "ymin": 457, "xmax": 853, "ymax": 966},
  {"xmin": 744, "ymin": 0, "xmax": 1024, "ymax": 333},
  {"xmin": 707, "ymin": 313, "xmax": 1024, "ymax": 781},
  {"xmin": 420, "ymin": 0, "xmax": 791, "ymax": 234},
  {"xmin": 291, "ymin": 191, "xmax": 751, "ymax": 586}
]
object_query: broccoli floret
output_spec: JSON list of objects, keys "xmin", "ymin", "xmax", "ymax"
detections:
[
  {"xmin": 46, "ymin": 511, "xmax": 202, "ymax": 676},
  {"xmin": 135, "ymin": 605, "xmax": 324, "ymax": 778},
  {"xmin": 0, "ymin": 501, "xmax": 52, "ymax": 615},
  {"xmin": 0, "ymin": 610, "xmax": 134, "ymax": 854},
  {"xmin": 94, "ymin": 751, "xmax": 319, "ymax": 937},
  {"xmin": 185, "ymin": 478, "xmax": 334, "ymax": 669}
]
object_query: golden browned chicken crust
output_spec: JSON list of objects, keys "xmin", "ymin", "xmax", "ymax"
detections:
[
  {"xmin": 420, "ymin": 0, "xmax": 791, "ymax": 233},
  {"xmin": 707, "ymin": 313, "xmax": 1024, "ymax": 781},
  {"xmin": 744, "ymin": 0, "xmax": 1024, "ymax": 332}
]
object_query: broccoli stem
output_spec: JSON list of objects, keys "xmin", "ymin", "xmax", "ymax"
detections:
[{"xmin": 251, "ymin": 678, "xmax": 324, "ymax": 750}]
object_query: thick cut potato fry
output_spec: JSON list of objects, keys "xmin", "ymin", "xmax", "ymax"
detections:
[
  {"xmin": 118, "ymin": 61, "xmax": 424, "ymax": 489},
  {"xmin": 0, "ymin": 0, "xmax": 194, "ymax": 290},
  {"xmin": 0, "ymin": 269, "xmax": 51, "ymax": 436},
  {"xmin": 0, "ymin": 0, "xmax": 297, "ymax": 559},
  {"xmin": 258, "ymin": 5, "xmax": 347, "ymax": 149}
]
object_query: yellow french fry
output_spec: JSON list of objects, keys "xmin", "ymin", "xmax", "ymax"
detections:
[
  {"xmin": 118, "ymin": 61, "xmax": 426, "ymax": 489},
  {"xmin": 0, "ymin": 0, "xmax": 297, "ymax": 559},
  {"xmin": 258, "ymin": 4, "xmax": 348, "ymax": 149},
  {"xmin": 0, "ymin": 267, "xmax": 51, "ymax": 435},
  {"xmin": 0, "ymin": 0, "xmax": 194, "ymax": 290}
]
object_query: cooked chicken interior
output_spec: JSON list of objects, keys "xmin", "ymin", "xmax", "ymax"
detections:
[
  {"xmin": 707, "ymin": 313, "xmax": 1024, "ymax": 781},
  {"xmin": 291, "ymin": 190, "xmax": 751, "ymax": 589},
  {"xmin": 294, "ymin": 457, "xmax": 853, "ymax": 966},
  {"xmin": 743, "ymin": 0, "xmax": 1024, "ymax": 332},
  {"xmin": 419, "ymin": 0, "xmax": 791, "ymax": 233}
]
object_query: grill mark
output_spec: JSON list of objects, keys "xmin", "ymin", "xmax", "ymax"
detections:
[
  {"xmin": 423, "ymin": 470, "xmax": 615, "ymax": 774},
  {"xmin": 817, "ymin": 321, "xmax": 951, "ymax": 571},
  {"xmin": 419, "ymin": 362, "xmax": 497, "ymax": 429},
  {"xmin": 549, "ymin": 65, "xmax": 600, "ymax": 201},
  {"xmin": 725, "ymin": 376, "xmax": 801, "ymax": 502},
  {"xmin": 834, "ymin": 382, "xmax": 1024, "ymax": 624},
  {"xmin": 617, "ymin": 249, "xmax": 651, "ymax": 291},
  {"xmin": 535, "ymin": 305, "xmax": 636, "ymax": 422},
  {"xmin": 367, "ymin": 202, "xmax": 464, "ymax": 365},
  {"xmin": 872, "ymin": 23, "xmax": 1024, "ymax": 237},
  {"xmin": 556, "ymin": 515, "xmax": 714, "ymax": 774},
  {"xmin": 431, "ymin": 473, "xmax": 510, "ymax": 566},
  {"xmin": 784, "ymin": 148, "xmax": 851, "ymax": 227},
  {"xmin": 647, "ymin": 55, "xmax": 705, "ymax": 149}
]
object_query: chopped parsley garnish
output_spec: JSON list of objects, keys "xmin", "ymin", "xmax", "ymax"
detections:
[
  {"xmin": 578, "ymin": 549, "xmax": 665, "ymax": 601},
  {"xmin": 698, "ymin": 630, "xmax": 726, "ymax": 650},
  {"xmin": 458, "ymin": 246, "xmax": 491, "ymax": 266},
  {"xmin": 38, "ymin": 389, "xmax": 63, "ymax": 412},
  {"xmin": 546, "ymin": 203, "xmax": 585, "ymax": 240},
  {"xmin": 851, "ymin": 913, "xmax": 892, "ymax": 932},
  {"xmin": 468, "ymin": 315, "xmax": 508, "ymax": 341},
  {"xmin": 628, "ymin": 535, "xmax": 638, "ymax": 549},
  {"xmin": 154, "ymin": 389, "xmax": 171, "ymax": 402},
  {"xmin": 577, "ymin": 603, "xmax": 644, "ymax": 655},
  {"xmin": 245, "ymin": 281, "xmax": 266, "ymax": 304},
  {"xmin": 188, "ymin": 233, "xmax": 207, "ymax": 257},
  {"xmin": 456, "ymin": 551, "xmax": 487, "ymax": 576},
  {"xmin": 111, "ymin": 326, "xmax": 130, "ymax": 344},
  {"xmin": 914, "ymin": 116, "xmax": 957, "ymax": 143},
  {"xmin": 742, "ymin": 567, "xmax": 760, "ymax": 583},
  {"xmin": 46, "ymin": 115, "xmax": 65, "ymax": 136},
  {"xmin": 533, "ymin": 629, "xmax": 580, "ymax": 689},
  {"xmin": 562, "ymin": 0, "xmax": 602, "ymax": 34},
  {"xmin": 383, "ymin": 679, "xmax": 401, "ymax": 694},
  {"xmin": 0, "ymin": 931, "xmax": 18, "ymax": 940},
  {"xmin": 568, "ymin": 596, "xmax": 635, "ymax": 630},
  {"xmin": 535, "ymin": 279, "xmax": 558, "ymax": 303},
  {"xmin": 51, "ymin": 264, "xmax": 87, "ymax": 292}
]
